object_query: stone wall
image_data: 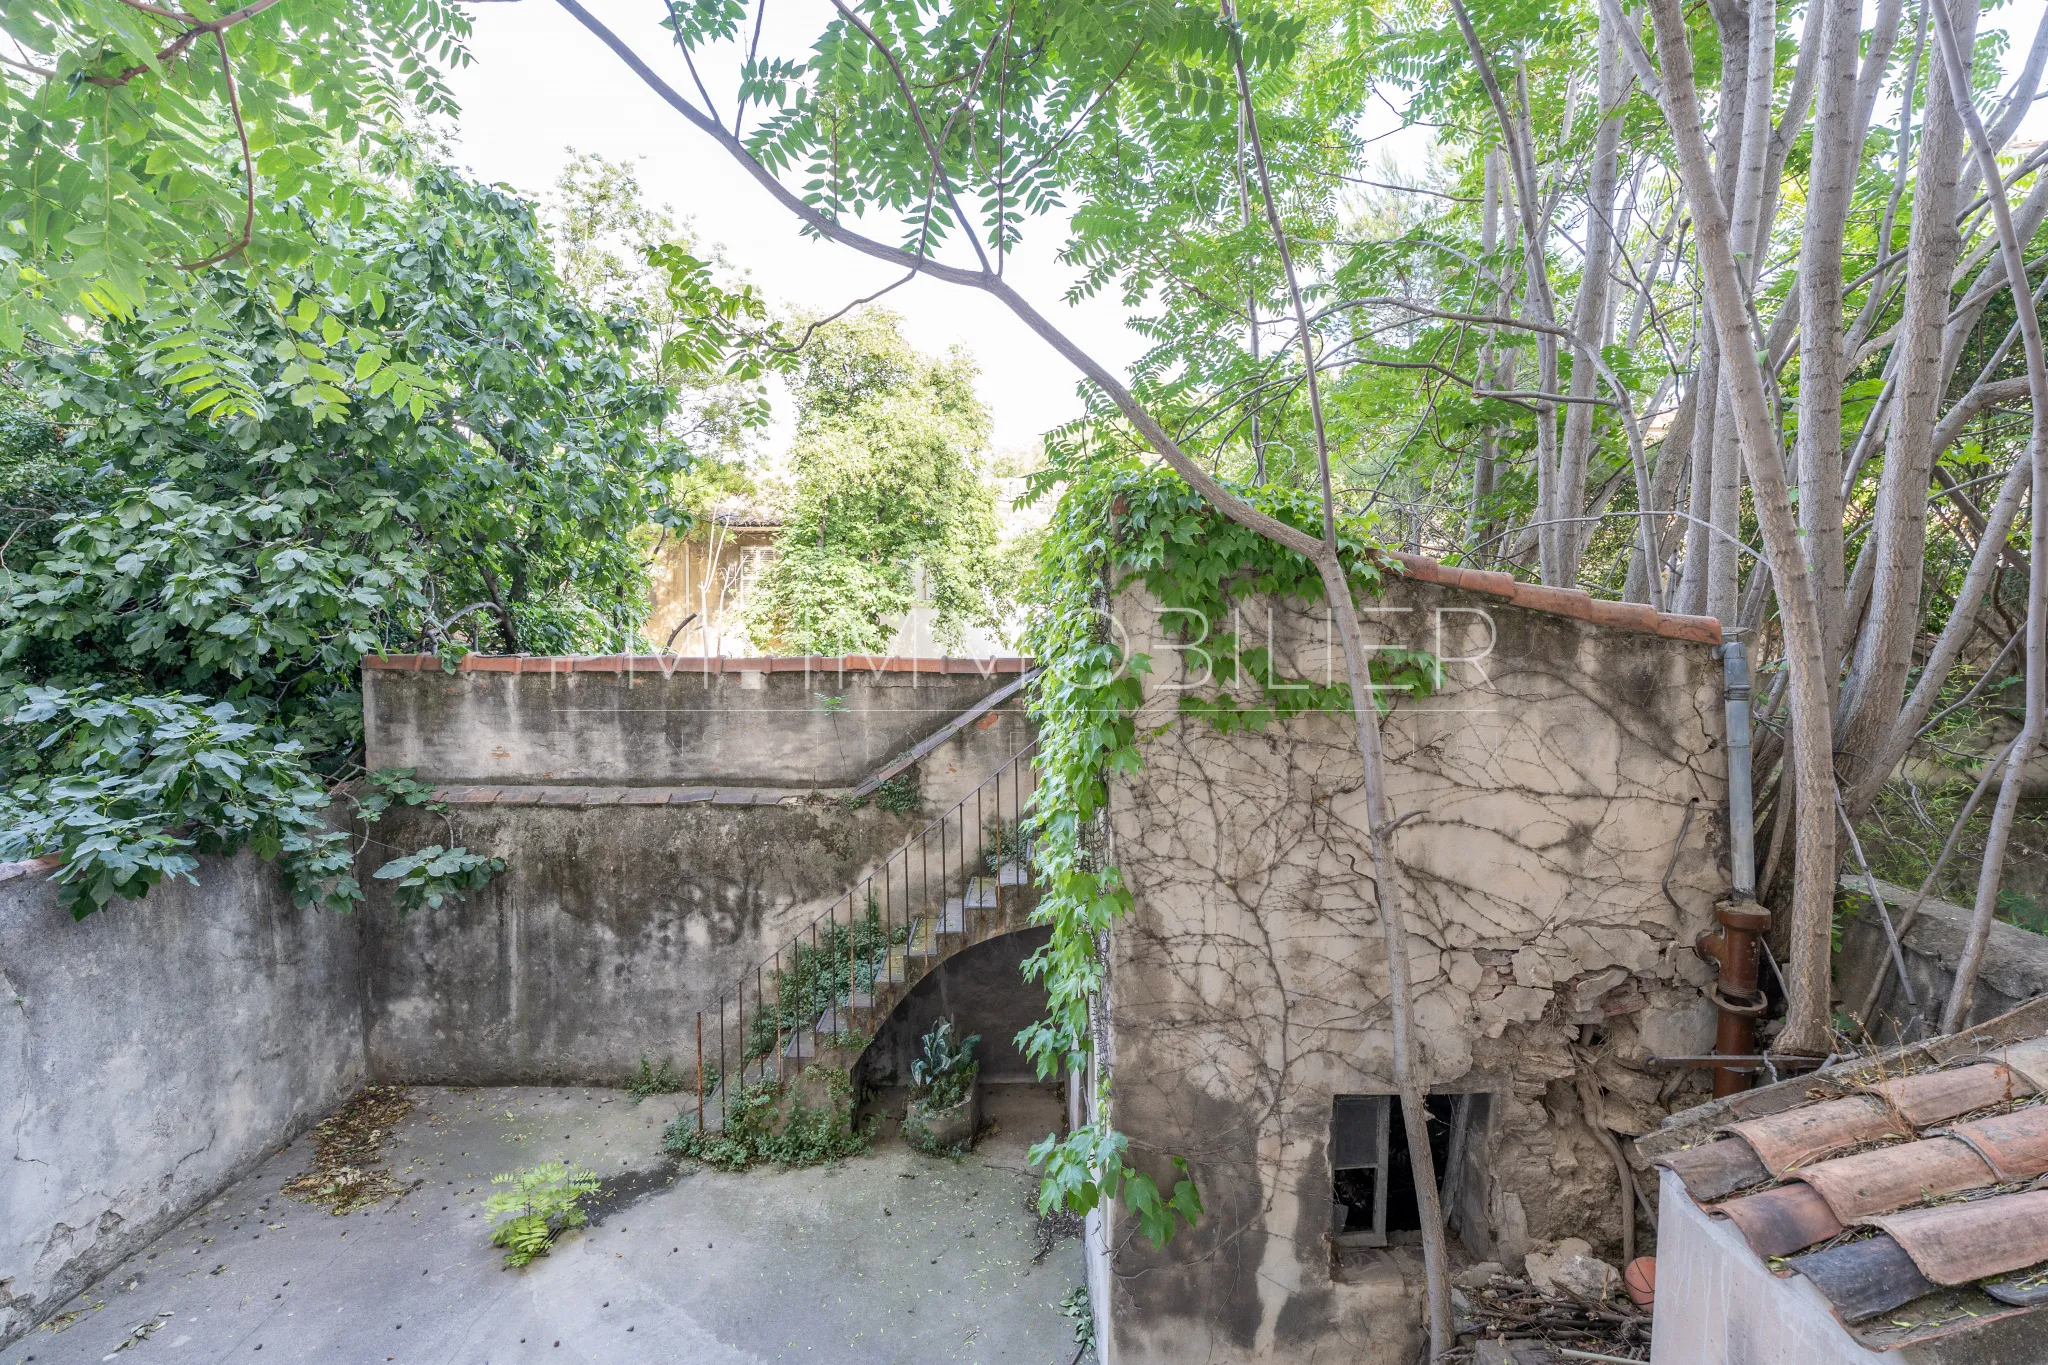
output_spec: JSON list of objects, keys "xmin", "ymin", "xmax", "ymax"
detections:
[
  {"xmin": 0, "ymin": 854, "xmax": 364, "ymax": 1347},
  {"xmin": 1838, "ymin": 877, "xmax": 2048, "ymax": 1044},
  {"xmin": 1, "ymin": 659, "xmax": 1034, "ymax": 1343},
  {"xmin": 1091, "ymin": 574, "xmax": 1729, "ymax": 1365}
]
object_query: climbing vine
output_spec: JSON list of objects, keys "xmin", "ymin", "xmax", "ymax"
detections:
[{"xmin": 1016, "ymin": 454, "xmax": 1439, "ymax": 1245}]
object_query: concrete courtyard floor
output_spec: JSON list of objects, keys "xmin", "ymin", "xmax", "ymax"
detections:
[{"xmin": 1, "ymin": 1084, "xmax": 1086, "ymax": 1365}]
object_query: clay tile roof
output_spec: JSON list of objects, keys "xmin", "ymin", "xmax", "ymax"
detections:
[
  {"xmin": 1387, "ymin": 551, "xmax": 1722, "ymax": 644},
  {"xmin": 1945, "ymin": 1105, "xmax": 2048, "ymax": 1182},
  {"xmin": 1719, "ymin": 1094, "xmax": 1908, "ymax": 1176},
  {"xmin": 1655, "ymin": 1136, "xmax": 1770, "ymax": 1203},
  {"xmin": 1861, "ymin": 1061, "xmax": 2025, "ymax": 1126},
  {"xmin": 1714, "ymin": 1182, "xmax": 1845, "ymax": 1259},
  {"xmin": 1985, "ymin": 1036, "xmax": 2048, "ymax": 1092},
  {"xmin": 1791, "ymin": 1136, "xmax": 1995, "ymax": 1221},
  {"xmin": 1868, "ymin": 1188, "xmax": 2048, "ymax": 1286},
  {"xmin": 1784, "ymin": 1234, "xmax": 1936, "ymax": 1323}
]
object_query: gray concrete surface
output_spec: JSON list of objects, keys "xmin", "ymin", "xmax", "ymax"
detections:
[
  {"xmin": 364, "ymin": 665, "xmax": 1029, "ymax": 788},
  {"xmin": 0, "ymin": 1085, "xmax": 1085, "ymax": 1365},
  {"xmin": 0, "ymin": 854, "xmax": 364, "ymax": 1348}
]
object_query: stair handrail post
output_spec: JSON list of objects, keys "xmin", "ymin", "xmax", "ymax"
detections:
[
  {"xmin": 774, "ymin": 947, "xmax": 783, "ymax": 1084},
  {"xmin": 696, "ymin": 1011, "xmax": 705, "ymax": 1133}
]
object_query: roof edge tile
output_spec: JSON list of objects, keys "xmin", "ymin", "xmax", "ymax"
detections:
[{"xmin": 1387, "ymin": 550, "xmax": 1722, "ymax": 644}]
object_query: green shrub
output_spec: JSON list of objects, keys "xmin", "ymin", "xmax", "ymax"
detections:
[
  {"xmin": 664, "ymin": 1073, "xmax": 874, "ymax": 1170},
  {"xmin": 484, "ymin": 1162, "xmax": 601, "ymax": 1267},
  {"xmin": 627, "ymin": 1054, "xmax": 686, "ymax": 1096}
]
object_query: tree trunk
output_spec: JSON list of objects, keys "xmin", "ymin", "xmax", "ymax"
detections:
[{"xmin": 1649, "ymin": 0, "xmax": 1840, "ymax": 1057}]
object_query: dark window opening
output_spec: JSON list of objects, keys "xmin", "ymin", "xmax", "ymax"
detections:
[
  {"xmin": 1333, "ymin": 1167, "xmax": 1380, "ymax": 1234},
  {"xmin": 1385, "ymin": 1095, "xmax": 1458, "ymax": 1234},
  {"xmin": 1332, "ymin": 1092, "xmax": 1489, "ymax": 1248}
]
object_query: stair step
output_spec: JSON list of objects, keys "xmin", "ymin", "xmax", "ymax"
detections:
[
  {"xmin": 782, "ymin": 1030, "xmax": 816, "ymax": 1060},
  {"xmin": 882, "ymin": 945, "xmax": 909, "ymax": 983},
  {"xmin": 995, "ymin": 861, "xmax": 1032, "ymax": 887},
  {"xmin": 963, "ymin": 878, "xmax": 999, "ymax": 911},
  {"xmin": 905, "ymin": 917, "xmax": 940, "ymax": 959},
  {"xmin": 937, "ymin": 900, "xmax": 968, "ymax": 934},
  {"xmin": 813, "ymin": 1003, "xmax": 867, "ymax": 1034}
]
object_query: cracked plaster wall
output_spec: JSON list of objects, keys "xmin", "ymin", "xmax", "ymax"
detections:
[
  {"xmin": 0, "ymin": 851, "xmax": 364, "ymax": 1348},
  {"xmin": 1092, "ymin": 577, "xmax": 1729, "ymax": 1365}
]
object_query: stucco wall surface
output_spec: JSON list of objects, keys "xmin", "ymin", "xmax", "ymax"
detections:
[
  {"xmin": 0, "ymin": 855, "xmax": 364, "ymax": 1348},
  {"xmin": 1093, "ymin": 577, "xmax": 1729, "ymax": 1365},
  {"xmin": 364, "ymin": 662, "xmax": 1027, "ymax": 787}
]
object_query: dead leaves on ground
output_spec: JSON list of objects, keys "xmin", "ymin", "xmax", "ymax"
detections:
[{"xmin": 281, "ymin": 1086, "xmax": 417, "ymax": 1214}]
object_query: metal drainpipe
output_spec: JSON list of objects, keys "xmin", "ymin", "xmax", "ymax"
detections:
[{"xmin": 1696, "ymin": 637, "xmax": 1771, "ymax": 1097}]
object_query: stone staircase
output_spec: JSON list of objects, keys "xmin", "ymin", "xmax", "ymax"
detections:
[
  {"xmin": 696, "ymin": 740, "xmax": 1042, "ymax": 1104},
  {"xmin": 777, "ymin": 861, "xmax": 1040, "ymax": 1070}
]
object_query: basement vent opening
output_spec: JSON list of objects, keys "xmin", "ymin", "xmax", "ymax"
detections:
[{"xmin": 1330, "ymin": 1092, "xmax": 1490, "ymax": 1248}]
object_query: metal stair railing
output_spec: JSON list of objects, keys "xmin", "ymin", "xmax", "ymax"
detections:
[{"xmin": 682, "ymin": 738, "xmax": 1040, "ymax": 1134}]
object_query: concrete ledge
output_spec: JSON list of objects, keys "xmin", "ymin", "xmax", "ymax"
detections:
[
  {"xmin": 362, "ymin": 653, "xmax": 1034, "ymax": 675},
  {"xmin": 1838, "ymin": 876, "xmax": 2048, "ymax": 1043}
]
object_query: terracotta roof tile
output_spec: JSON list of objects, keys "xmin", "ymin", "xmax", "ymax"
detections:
[
  {"xmin": 1792, "ymin": 1136, "xmax": 1995, "ymax": 1221},
  {"xmin": 1786, "ymin": 1234, "xmax": 1937, "ymax": 1323},
  {"xmin": 1985, "ymin": 1037, "xmax": 2048, "ymax": 1093},
  {"xmin": 1945, "ymin": 1105, "xmax": 2048, "ymax": 1182},
  {"xmin": 1720, "ymin": 1094, "xmax": 1908, "ymax": 1175},
  {"xmin": 1385, "ymin": 551, "xmax": 1721, "ymax": 643},
  {"xmin": 1862, "ymin": 1062, "xmax": 2024, "ymax": 1126},
  {"xmin": 1868, "ymin": 1188, "xmax": 2048, "ymax": 1285},
  {"xmin": 1655, "ymin": 1137, "xmax": 1770, "ymax": 1203},
  {"xmin": 1713, "ymin": 1182, "xmax": 1845, "ymax": 1258}
]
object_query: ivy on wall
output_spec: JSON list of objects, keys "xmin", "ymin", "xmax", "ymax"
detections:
[{"xmin": 1016, "ymin": 455, "xmax": 1439, "ymax": 1245}]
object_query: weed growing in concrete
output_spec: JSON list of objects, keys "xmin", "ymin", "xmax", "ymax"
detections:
[
  {"xmin": 1060, "ymin": 1285, "xmax": 1095, "ymax": 1351},
  {"xmin": 626, "ymin": 1054, "xmax": 686, "ymax": 1096},
  {"xmin": 485, "ymin": 1162, "xmax": 601, "ymax": 1267},
  {"xmin": 663, "ymin": 1073, "xmax": 875, "ymax": 1170},
  {"xmin": 870, "ymin": 769, "xmax": 921, "ymax": 813}
]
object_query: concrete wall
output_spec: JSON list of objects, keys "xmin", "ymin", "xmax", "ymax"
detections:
[
  {"xmin": 363, "ymin": 657, "xmax": 1029, "ymax": 788},
  {"xmin": 1838, "ymin": 876, "xmax": 2048, "ymax": 1044},
  {"xmin": 0, "ymin": 854, "xmax": 364, "ymax": 1347},
  {"xmin": 1092, "ymin": 576, "xmax": 1729, "ymax": 1365},
  {"xmin": 356, "ymin": 663, "xmax": 1036, "ymax": 1086}
]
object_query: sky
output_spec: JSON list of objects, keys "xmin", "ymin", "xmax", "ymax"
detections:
[{"xmin": 443, "ymin": 0, "xmax": 2048, "ymax": 456}]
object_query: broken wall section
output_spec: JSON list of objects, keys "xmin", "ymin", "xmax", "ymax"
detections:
[{"xmin": 1094, "ymin": 575, "xmax": 1729, "ymax": 1365}]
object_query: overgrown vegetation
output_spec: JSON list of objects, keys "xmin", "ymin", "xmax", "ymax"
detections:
[
  {"xmin": 911, "ymin": 1019, "xmax": 980, "ymax": 1111},
  {"xmin": 662, "ymin": 1072, "xmax": 874, "ymax": 1170},
  {"xmin": 1015, "ymin": 459, "xmax": 1438, "ymax": 1242},
  {"xmin": 744, "ymin": 906, "xmax": 901, "ymax": 1059},
  {"xmin": 0, "ymin": 157, "xmax": 766, "ymax": 915},
  {"xmin": 281, "ymin": 1086, "xmax": 416, "ymax": 1215},
  {"xmin": 1059, "ymin": 1285, "xmax": 1096, "ymax": 1353},
  {"xmin": 627, "ymin": 1054, "xmax": 687, "ymax": 1097},
  {"xmin": 484, "ymin": 1162, "xmax": 601, "ymax": 1268},
  {"xmin": 743, "ymin": 309, "xmax": 1002, "ymax": 654}
]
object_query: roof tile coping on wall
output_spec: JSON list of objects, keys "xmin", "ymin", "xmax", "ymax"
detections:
[
  {"xmin": 360, "ymin": 653, "xmax": 1034, "ymax": 674},
  {"xmin": 1386, "ymin": 551, "xmax": 1723, "ymax": 644}
]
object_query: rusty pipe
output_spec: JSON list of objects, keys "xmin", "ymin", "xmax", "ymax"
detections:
[
  {"xmin": 1693, "ymin": 638, "xmax": 1769, "ymax": 1097},
  {"xmin": 1696, "ymin": 901, "xmax": 1772, "ymax": 1096}
]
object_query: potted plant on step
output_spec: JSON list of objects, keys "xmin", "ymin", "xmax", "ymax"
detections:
[{"xmin": 904, "ymin": 1018, "xmax": 980, "ymax": 1155}]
